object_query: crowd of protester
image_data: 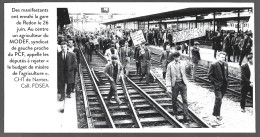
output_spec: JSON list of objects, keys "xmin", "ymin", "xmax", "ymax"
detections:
[{"xmin": 57, "ymin": 26, "xmax": 253, "ymax": 123}]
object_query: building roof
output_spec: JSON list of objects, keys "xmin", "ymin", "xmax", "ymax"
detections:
[{"xmin": 101, "ymin": 7, "xmax": 252, "ymax": 24}]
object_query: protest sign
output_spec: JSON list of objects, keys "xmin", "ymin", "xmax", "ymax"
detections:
[
  {"xmin": 172, "ymin": 28, "xmax": 206, "ymax": 43},
  {"xmin": 130, "ymin": 30, "xmax": 146, "ymax": 45}
]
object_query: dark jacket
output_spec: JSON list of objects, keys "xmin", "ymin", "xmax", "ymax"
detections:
[
  {"xmin": 134, "ymin": 46, "xmax": 141, "ymax": 63},
  {"xmin": 191, "ymin": 47, "xmax": 201, "ymax": 64},
  {"xmin": 211, "ymin": 36, "xmax": 222, "ymax": 50},
  {"xmin": 239, "ymin": 37, "xmax": 253, "ymax": 51},
  {"xmin": 222, "ymin": 36, "xmax": 231, "ymax": 54},
  {"xmin": 139, "ymin": 48, "xmax": 151, "ymax": 67},
  {"xmin": 58, "ymin": 51, "xmax": 77, "ymax": 86},
  {"xmin": 241, "ymin": 63, "xmax": 251, "ymax": 85},
  {"xmin": 208, "ymin": 61, "xmax": 229, "ymax": 89},
  {"xmin": 73, "ymin": 47, "xmax": 81, "ymax": 65},
  {"xmin": 160, "ymin": 51, "xmax": 173, "ymax": 72}
]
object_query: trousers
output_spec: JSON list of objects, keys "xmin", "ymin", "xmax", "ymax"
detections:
[
  {"xmin": 107, "ymin": 81, "xmax": 120, "ymax": 103},
  {"xmin": 240, "ymin": 84, "xmax": 253, "ymax": 109},
  {"xmin": 172, "ymin": 81, "xmax": 188, "ymax": 118},
  {"xmin": 213, "ymin": 85, "xmax": 227, "ymax": 116}
]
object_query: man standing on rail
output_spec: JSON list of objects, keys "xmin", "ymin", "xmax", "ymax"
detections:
[
  {"xmin": 160, "ymin": 45, "xmax": 172, "ymax": 79},
  {"xmin": 58, "ymin": 42, "xmax": 77, "ymax": 101},
  {"xmin": 240, "ymin": 53, "xmax": 253, "ymax": 112},
  {"xmin": 104, "ymin": 55, "xmax": 123, "ymax": 105},
  {"xmin": 139, "ymin": 43, "xmax": 153, "ymax": 84},
  {"xmin": 208, "ymin": 51, "xmax": 229, "ymax": 121},
  {"xmin": 166, "ymin": 51, "xmax": 190, "ymax": 121}
]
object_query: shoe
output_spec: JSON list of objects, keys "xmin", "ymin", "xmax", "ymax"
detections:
[
  {"xmin": 241, "ymin": 108, "xmax": 245, "ymax": 113},
  {"xmin": 67, "ymin": 95, "xmax": 71, "ymax": 98},
  {"xmin": 60, "ymin": 98, "xmax": 64, "ymax": 101},
  {"xmin": 216, "ymin": 116, "xmax": 223, "ymax": 121}
]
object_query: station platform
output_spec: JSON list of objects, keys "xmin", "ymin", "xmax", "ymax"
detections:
[
  {"xmin": 57, "ymin": 91, "xmax": 78, "ymax": 130},
  {"xmin": 148, "ymin": 45, "xmax": 247, "ymax": 78}
]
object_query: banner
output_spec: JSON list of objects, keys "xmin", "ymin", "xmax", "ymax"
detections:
[
  {"xmin": 172, "ymin": 28, "xmax": 206, "ymax": 43},
  {"xmin": 116, "ymin": 30, "xmax": 123, "ymax": 38},
  {"xmin": 130, "ymin": 30, "xmax": 146, "ymax": 45}
]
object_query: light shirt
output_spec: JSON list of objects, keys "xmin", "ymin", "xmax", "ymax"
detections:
[
  {"xmin": 62, "ymin": 51, "xmax": 67, "ymax": 60},
  {"xmin": 57, "ymin": 44, "xmax": 61, "ymax": 52},
  {"xmin": 174, "ymin": 61, "xmax": 183, "ymax": 82}
]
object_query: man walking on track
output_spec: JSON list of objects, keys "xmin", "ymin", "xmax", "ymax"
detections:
[
  {"xmin": 208, "ymin": 51, "xmax": 229, "ymax": 121},
  {"xmin": 166, "ymin": 51, "xmax": 190, "ymax": 121},
  {"xmin": 104, "ymin": 55, "xmax": 123, "ymax": 105}
]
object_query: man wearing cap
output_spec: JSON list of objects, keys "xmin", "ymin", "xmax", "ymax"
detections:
[
  {"xmin": 58, "ymin": 42, "xmax": 77, "ymax": 101},
  {"xmin": 160, "ymin": 45, "xmax": 173, "ymax": 79},
  {"xmin": 104, "ymin": 55, "xmax": 123, "ymax": 104},
  {"xmin": 239, "ymin": 33, "xmax": 253, "ymax": 66},
  {"xmin": 208, "ymin": 51, "xmax": 229, "ymax": 121},
  {"xmin": 191, "ymin": 42, "xmax": 201, "ymax": 81},
  {"xmin": 166, "ymin": 51, "xmax": 190, "ymax": 121},
  {"xmin": 104, "ymin": 44, "xmax": 119, "ymax": 62},
  {"xmin": 240, "ymin": 53, "xmax": 253, "ymax": 112}
]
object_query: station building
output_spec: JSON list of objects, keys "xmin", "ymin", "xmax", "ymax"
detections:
[{"xmin": 101, "ymin": 7, "xmax": 253, "ymax": 33}]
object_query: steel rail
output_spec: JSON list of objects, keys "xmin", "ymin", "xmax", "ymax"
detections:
[
  {"xmin": 91, "ymin": 68, "xmax": 100, "ymax": 85},
  {"xmin": 150, "ymin": 71, "xmax": 212, "ymax": 128},
  {"xmin": 98, "ymin": 51, "xmax": 143, "ymax": 128},
  {"xmin": 79, "ymin": 48, "xmax": 116, "ymax": 128},
  {"xmin": 78, "ymin": 63, "xmax": 94, "ymax": 128},
  {"xmin": 125, "ymin": 76, "xmax": 185, "ymax": 128},
  {"xmin": 121, "ymin": 76, "xmax": 143, "ymax": 128}
]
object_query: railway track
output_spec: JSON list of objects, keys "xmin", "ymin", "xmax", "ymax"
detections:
[
  {"xmin": 92, "ymin": 53, "xmax": 184, "ymax": 128},
  {"xmin": 95, "ymin": 51, "xmax": 211, "ymax": 128},
  {"xmin": 150, "ymin": 51, "xmax": 253, "ymax": 104}
]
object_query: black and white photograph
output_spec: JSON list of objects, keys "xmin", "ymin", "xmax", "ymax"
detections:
[
  {"xmin": 3, "ymin": 1, "xmax": 256, "ymax": 134},
  {"xmin": 56, "ymin": 2, "xmax": 255, "ymax": 132}
]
